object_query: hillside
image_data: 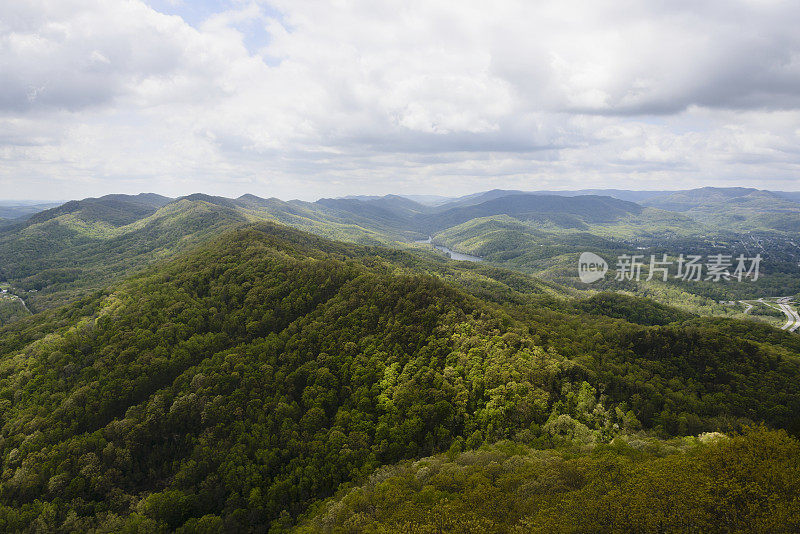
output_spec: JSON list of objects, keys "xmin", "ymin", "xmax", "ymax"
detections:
[
  {"xmin": 641, "ymin": 187, "xmax": 796, "ymax": 212},
  {"xmin": 298, "ymin": 427, "xmax": 800, "ymax": 533},
  {"xmin": 23, "ymin": 193, "xmax": 173, "ymax": 228},
  {"xmin": 641, "ymin": 187, "xmax": 800, "ymax": 231},
  {"xmin": 0, "ymin": 223, "xmax": 799, "ymax": 531},
  {"xmin": 0, "ymin": 197, "xmax": 248, "ymax": 311},
  {"xmin": 444, "ymin": 189, "xmax": 671, "ymax": 207},
  {"xmin": 418, "ymin": 194, "xmax": 643, "ymax": 232},
  {"xmin": 2, "ymin": 189, "xmax": 800, "ymax": 332},
  {"xmin": 418, "ymin": 189, "xmax": 800, "ymax": 319},
  {"xmin": 0, "ymin": 193, "xmax": 427, "ymax": 316},
  {"xmin": 1, "ymin": 192, "xmax": 637, "ymax": 319}
]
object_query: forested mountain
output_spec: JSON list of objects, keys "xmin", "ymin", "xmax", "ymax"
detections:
[
  {"xmin": 406, "ymin": 189, "xmax": 800, "ymax": 321},
  {"xmin": 640, "ymin": 187, "xmax": 798, "ymax": 213},
  {"xmin": 435, "ymin": 187, "xmax": 800, "ymax": 233},
  {"xmin": 640, "ymin": 187, "xmax": 800, "ymax": 231},
  {"xmin": 3, "ymin": 188, "xmax": 800, "ymax": 330},
  {"xmin": 4, "ymin": 0, "xmax": 800, "ymax": 530},
  {"xmin": 22, "ymin": 193, "xmax": 173, "ymax": 228},
  {"xmin": 442, "ymin": 188, "xmax": 671, "ymax": 207},
  {"xmin": 0, "ymin": 197, "xmax": 248, "ymax": 311},
  {"xmin": 0, "ymin": 193, "xmax": 429, "ymax": 315},
  {"xmin": 0, "ymin": 192, "xmax": 649, "ymax": 317},
  {"xmin": 0, "ymin": 222, "xmax": 799, "ymax": 531},
  {"xmin": 435, "ymin": 189, "xmax": 531, "ymax": 208},
  {"xmin": 417, "ymin": 194, "xmax": 644, "ymax": 232}
]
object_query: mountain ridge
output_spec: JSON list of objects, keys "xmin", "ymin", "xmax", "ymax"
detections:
[{"xmin": 1, "ymin": 221, "xmax": 799, "ymax": 531}]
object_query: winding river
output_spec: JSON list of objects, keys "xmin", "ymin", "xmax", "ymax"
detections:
[{"xmin": 414, "ymin": 237, "xmax": 484, "ymax": 263}]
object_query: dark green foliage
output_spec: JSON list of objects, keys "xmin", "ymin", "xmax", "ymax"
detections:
[
  {"xmin": 576, "ymin": 292, "xmax": 693, "ymax": 325},
  {"xmin": 0, "ymin": 223, "xmax": 798, "ymax": 532},
  {"xmin": 298, "ymin": 427, "xmax": 800, "ymax": 533},
  {"xmin": 0, "ymin": 299, "xmax": 29, "ymax": 325}
]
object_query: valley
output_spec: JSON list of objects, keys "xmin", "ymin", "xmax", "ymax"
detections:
[
  {"xmin": 5, "ymin": 3, "xmax": 800, "ymax": 531},
  {"xmin": 2, "ymin": 187, "xmax": 799, "ymax": 328},
  {"xmin": 0, "ymin": 188, "xmax": 799, "ymax": 531},
  {"xmin": 414, "ymin": 236, "xmax": 484, "ymax": 262}
]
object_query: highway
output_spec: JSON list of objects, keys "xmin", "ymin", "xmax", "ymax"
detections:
[
  {"xmin": 748, "ymin": 297, "xmax": 800, "ymax": 333},
  {"xmin": 777, "ymin": 297, "xmax": 800, "ymax": 332}
]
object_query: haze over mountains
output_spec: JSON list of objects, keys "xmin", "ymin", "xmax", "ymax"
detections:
[
  {"xmin": 5, "ymin": 186, "xmax": 800, "ymax": 230},
  {"xmin": 0, "ymin": 201, "xmax": 63, "ymax": 221}
]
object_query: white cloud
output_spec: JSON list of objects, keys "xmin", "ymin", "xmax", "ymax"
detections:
[{"xmin": 2, "ymin": 0, "xmax": 800, "ymax": 200}]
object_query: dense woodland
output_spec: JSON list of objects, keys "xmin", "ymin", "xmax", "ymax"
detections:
[
  {"xmin": 298, "ymin": 427, "xmax": 800, "ymax": 533},
  {"xmin": 0, "ymin": 222, "xmax": 798, "ymax": 531}
]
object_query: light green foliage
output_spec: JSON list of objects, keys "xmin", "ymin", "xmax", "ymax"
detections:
[
  {"xmin": 1, "ymin": 188, "xmax": 800, "ymax": 532},
  {"xmin": 298, "ymin": 427, "xmax": 800, "ymax": 533},
  {"xmin": 0, "ymin": 223, "xmax": 799, "ymax": 531}
]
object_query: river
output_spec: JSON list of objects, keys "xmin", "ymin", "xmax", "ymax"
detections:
[{"xmin": 414, "ymin": 237, "xmax": 484, "ymax": 263}]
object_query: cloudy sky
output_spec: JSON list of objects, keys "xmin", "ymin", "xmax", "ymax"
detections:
[{"xmin": 2, "ymin": 0, "xmax": 800, "ymax": 201}]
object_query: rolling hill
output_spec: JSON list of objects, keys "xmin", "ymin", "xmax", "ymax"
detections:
[
  {"xmin": 23, "ymin": 193, "xmax": 173, "ymax": 228},
  {"xmin": 2, "ymin": 187, "xmax": 800, "ymax": 330},
  {"xmin": 0, "ymin": 192, "xmax": 647, "ymax": 317},
  {"xmin": 442, "ymin": 188, "xmax": 671, "ymax": 207},
  {"xmin": 641, "ymin": 187, "xmax": 800, "ymax": 231},
  {"xmin": 0, "ymin": 222, "xmax": 799, "ymax": 531},
  {"xmin": 641, "ymin": 187, "xmax": 796, "ymax": 212},
  {"xmin": 0, "ymin": 196, "xmax": 248, "ymax": 311},
  {"xmin": 418, "ymin": 194, "xmax": 644, "ymax": 233},
  {"xmin": 0, "ymin": 192, "xmax": 433, "ymax": 316}
]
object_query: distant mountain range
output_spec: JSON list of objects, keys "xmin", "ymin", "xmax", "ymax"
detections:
[
  {"xmin": 0, "ymin": 200, "xmax": 63, "ymax": 221},
  {"xmin": 2, "ymin": 186, "xmax": 800, "ymax": 317},
  {"xmin": 2, "ymin": 187, "xmax": 800, "ymax": 531},
  {"xmin": 640, "ymin": 187, "xmax": 800, "ymax": 213},
  {"xmin": 403, "ymin": 186, "xmax": 800, "ymax": 209},
  {"xmin": 4, "ymin": 186, "xmax": 800, "ymax": 224}
]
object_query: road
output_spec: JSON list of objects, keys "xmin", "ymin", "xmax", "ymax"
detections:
[
  {"xmin": 746, "ymin": 297, "xmax": 800, "ymax": 333},
  {"xmin": 777, "ymin": 297, "xmax": 800, "ymax": 333},
  {"xmin": 1, "ymin": 290, "xmax": 32, "ymax": 315},
  {"xmin": 17, "ymin": 296, "xmax": 31, "ymax": 314}
]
